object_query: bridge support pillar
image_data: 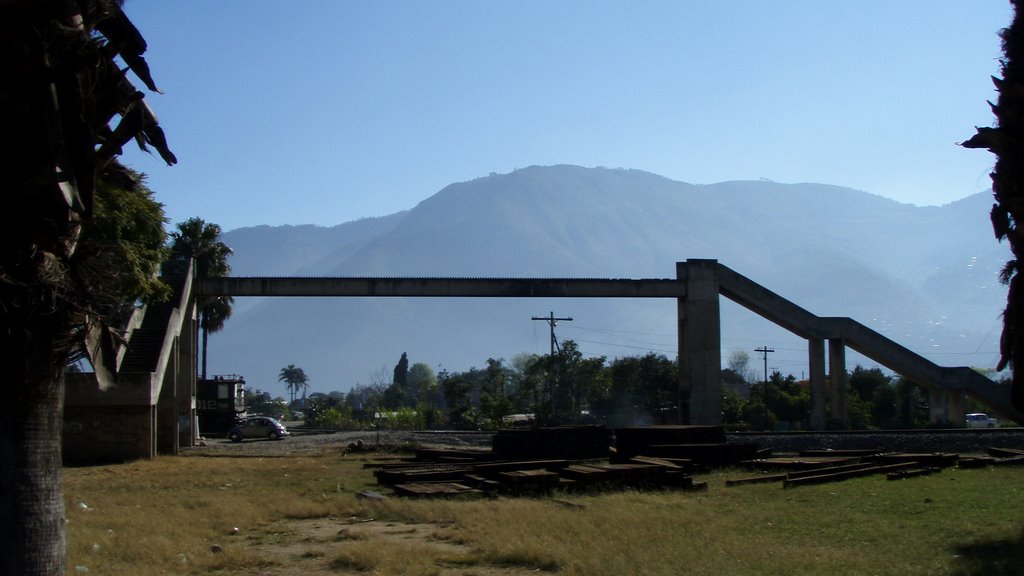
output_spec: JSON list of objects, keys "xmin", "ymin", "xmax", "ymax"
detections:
[
  {"xmin": 949, "ymin": 389, "xmax": 966, "ymax": 426},
  {"xmin": 177, "ymin": 301, "xmax": 198, "ymax": 447},
  {"xmin": 828, "ymin": 338, "xmax": 847, "ymax": 428},
  {"xmin": 157, "ymin": 336, "xmax": 180, "ymax": 456},
  {"xmin": 928, "ymin": 387, "xmax": 965, "ymax": 426},
  {"xmin": 678, "ymin": 260, "xmax": 722, "ymax": 425},
  {"xmin": 809, "ymin": 338, "xmax": 827, "ymax": 431},
  {"xmin": 928, "ymin": 388, "xmax": 947, "ymax": 426}
]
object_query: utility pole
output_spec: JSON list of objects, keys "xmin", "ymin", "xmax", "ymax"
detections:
[
  {"xmin": 532, "ymin": 312, "xmax": 573, "ymax": 422},
  {"xmin": 532, "ymin": 311, "xmax": 573, "ymax": 356},
  {"xmin": 755, "ymin": 346, "xmax": 774, "ymax": 430}
]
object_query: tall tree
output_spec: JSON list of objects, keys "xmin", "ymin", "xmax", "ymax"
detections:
[
  {"xmin": 962, "ymin": 3, "xmax": 1024, "ymax": 411},
  {"xmin": 407, "ymin": 362, "xmax": 439, "ymax": 407},
  {"xmin": 602, "ymin": 353, "xmax": 678, "ymax": 426},
  {"xmin": 1, "ymin": 4, "xmax": 173, "ymax": 575},
  {"xmin": 547, "ymin": 340, "xmax": 607, "ymax": 424},
  {"xmin": 509, "ymin": 352, "xmax": 544, "ymax": 414},
  {"xmin": 442, "ymin": 372, "xmax": 476, "ymax": 429},
  {"xmin": 384, "ymin": 352, "xmax": 410, "ymax": 408},
  {"xmin": 727, "ymin": 350, "xmax": 755, "ymax": 386},
  {"xmin": 166, "ymin": 217, "xmax": 233, "ymax": 380},
  {"xmin": 479, "ymin": 358, "xmax": 513, "ymax": 427},
  {"xmin": 278, "ymin": 364, "xmax": 309, "ymax": 405}
]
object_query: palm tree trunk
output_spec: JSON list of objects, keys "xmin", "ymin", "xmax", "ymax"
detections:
[{"xmin": 0, "ymin": 315, "xmax": 68, "ymax": 576}]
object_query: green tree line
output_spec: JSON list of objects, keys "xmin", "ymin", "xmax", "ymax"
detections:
[{"xmin": 295, "ymin": 346, "xmax": 984, "ymax": 432}]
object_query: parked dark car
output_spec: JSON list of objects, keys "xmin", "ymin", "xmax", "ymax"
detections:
[{"xmin": 227, "ymin": 416, "xmax": 290, "ymax": 442}]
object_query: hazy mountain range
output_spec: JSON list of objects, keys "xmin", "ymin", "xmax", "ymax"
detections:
[{"xmin": 210, "ymin": 165, "xmax": 1008, "ymax": 398}]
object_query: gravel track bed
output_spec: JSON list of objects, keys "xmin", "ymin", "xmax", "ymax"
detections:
[
  {"xmin": 730, "ymin": 428, "xmax": 1024, "ymax": 455},
  {"xmin": 183, "ymin": 428, "xmax": 495, "ymax": 457},
  {"xmin": 183, "ymin": 426, "xmax": 1024, "ymax": 458}
]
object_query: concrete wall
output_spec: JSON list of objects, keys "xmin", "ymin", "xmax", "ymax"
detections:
[
  {"xmin": 64, "ymin": 372, "xmax": 157, "ymax": 463},
  {"xmin": 63, "ymin": 404, "xmax": 154, "ymax": 464}
]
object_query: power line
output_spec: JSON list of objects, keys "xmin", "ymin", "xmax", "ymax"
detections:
[
  {"xmin": 567, "ymin": 337, "xmax": 677, "ymax": 354},
  {"xmin": 568, "ymin": 323, "xmax": 676, "ymax": 340}
]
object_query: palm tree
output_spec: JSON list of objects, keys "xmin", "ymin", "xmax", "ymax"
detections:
[
  {"xmin": 1, "ymin": 3, "xmax": 174, "ymax": 574},
  {"xmin": 199, "ymin": 297, "xmax": 233, "ymax": 380},
  {"xmin": 167, "ymin": 218, "xmax": 233, "ymax": 380},
  {"xmin": 279, "ymin": 365, "xmax": 310, "ymax": 406},
  {"xmin": 963, "ymin": 4, "xmax": 1024, "ymax": 411}
]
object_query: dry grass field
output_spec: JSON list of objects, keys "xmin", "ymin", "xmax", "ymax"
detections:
[{"xmin": 64, "ymin": 442, "xmax": 1024, "ymax": 576}]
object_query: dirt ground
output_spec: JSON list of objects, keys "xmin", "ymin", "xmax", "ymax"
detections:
[
  {"xmin": 183, "ymin": 429, "xmax": 541, "ymax": 575},
  {"xmin": 242, "ymin": 516, "xmax": 538, "ymax": 576}
]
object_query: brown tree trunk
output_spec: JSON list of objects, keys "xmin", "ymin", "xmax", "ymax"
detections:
[{"xmin": 0, "ymin": 314, "xmax": 68, "ymax": 576}]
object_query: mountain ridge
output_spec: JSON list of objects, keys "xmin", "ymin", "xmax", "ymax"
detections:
[{"xmin": 214, "ymin": 165, "xmax": 1005, "ymax": 397}]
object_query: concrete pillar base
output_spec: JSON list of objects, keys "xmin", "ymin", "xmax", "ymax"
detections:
[
  {"xmin": 678, "ymin": 260, "xmax": 722, "ymax": 425},
  {"xmin": 929, "ymin": 388, "xmax": 954, "ymax": 426},
  {"xmin": 828, "ymin": 339, "xmax": 847, "ymax": 429},
  {"xmin": 809, "ymin": 338, "xmax": 826, "ymax": 431}
]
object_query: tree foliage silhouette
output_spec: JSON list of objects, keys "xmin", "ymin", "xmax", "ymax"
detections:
[{"xmin": 962, "ymin": 3, "xmax": 1024, "ymax": 411}]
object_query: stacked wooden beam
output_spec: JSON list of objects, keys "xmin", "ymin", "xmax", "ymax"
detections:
[
  {"xmin": 958, "ymin": 455, "xmax": 997, "ymax": 468},
  {"xmin": 373, "ymin": 447, "xmax": 702, "ymax": 498},
  {"xmin": 726, "ymin": 451, "xmax": 961, "ymax": 488},
  {"xmin": 492, "ymin": 425, "xmax": 610, "ymax": 460},
  {"xmin": 743, "ymin": 456, "xmax": 862, "ymax": 471},
  {"xmin": 392, "ymin": 483, "xmax": 481, "ymax": 497},
  {"xmin": 496, "ymin": 469, "xmax": 563, "ymax": 493},
  {"xmin": 873, "ymin": 453, "xmax": 959, "ymax": 467},
  {"xmin": 614, "ymin": 425, "xmax": 726, "ymax": 459},
  {"xmin": 374, "ymin": 462, "xmax": 476, "ymax": 485},
  {"xmin": 414, "ymin": 447, "xmax": 498, "ymax": 462},
  {"xmin": 613, "ymin": 425, "xmax": 759, "ymax": 467},
  {"xmin": 987, "ymin": 446, "xmax": 1024, "ymax": 466},
  {"xmin": 783, "ymin": 462, "xmax": 921, "ymax": 488},
  {"xmin": 559, "ymin": 463, "xmax": 664, "ymax": 489},
  {"xmin": 798, "ymin": 449, "xmax": 884, "ymax": 458},
  {"xmin": 886, "ymin": 468, "xmax": 939, "ymax": 480}
]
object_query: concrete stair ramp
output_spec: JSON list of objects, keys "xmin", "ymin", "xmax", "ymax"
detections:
[{"xmin": 716, "ymin": 262, "xmax": 1022, "ymax": 423}]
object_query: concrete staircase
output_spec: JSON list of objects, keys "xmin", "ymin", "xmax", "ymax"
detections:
[
  {"xmin": 118, "ymin": 272, "xmax": 190, "ymax": 378},
  {"xmin": 63, "ymin": 267, "xmax": 197, "ymax": 463}
]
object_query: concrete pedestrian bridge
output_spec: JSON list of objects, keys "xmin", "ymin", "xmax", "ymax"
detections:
[{"xmin": 64, "ymin": 259, "xmax": 1021, "ymax": 462}]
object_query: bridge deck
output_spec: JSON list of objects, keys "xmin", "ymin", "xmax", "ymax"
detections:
[
  {"xmin": 195, "ymin": 277, "xmax": 685, "ymax": 298},
  {"xmin": 191, "ymin": 263, "xmax": 1019, "ymax": 423}
]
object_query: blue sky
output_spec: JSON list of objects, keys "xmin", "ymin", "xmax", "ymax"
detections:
[{"xmin": 121, "ymin": 1, "xmax": 1011, "ymax": 232}]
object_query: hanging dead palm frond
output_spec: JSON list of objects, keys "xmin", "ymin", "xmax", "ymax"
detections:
[{"xmin": 4, "ymin": 1, "xmax": 176, "ymax": 380}]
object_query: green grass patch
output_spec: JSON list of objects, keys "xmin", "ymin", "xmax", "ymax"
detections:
[{"xmin": 64, "ymin": 453, "xmax": 1024, "ymax": 575}]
